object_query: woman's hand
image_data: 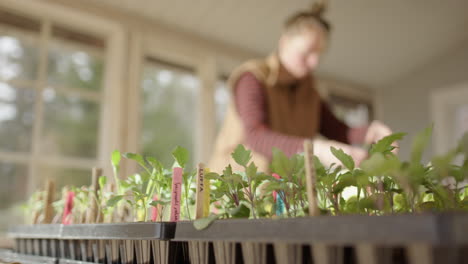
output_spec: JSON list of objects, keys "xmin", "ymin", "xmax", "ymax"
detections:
[
  {"xmin": 349, "ymin": 147, "xmax": 368, "ymax": 167},
  {"xmin": 364, "ymin": 121, "xmax": 391, "ymax": 143},
  {"xmin": 364, "ymin": 120, "xmax": 398, "ymax": 153}
]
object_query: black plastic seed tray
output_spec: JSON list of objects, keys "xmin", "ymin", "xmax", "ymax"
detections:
[
  {"xmin": 61, "ymin": 222, "xmax": 176, "ymax": 240},
  {"xmin": 0, "ymin": 248, "xmax": 57, "ymax": 264},
  {"xmin": 57, "ymin": 259, "xmax": 97, "ymax": 264},
  {"xmin": 9, "ymin": 222, "xmax": 177, "ymax": 241},
  {"xmin": 175, "ymin": 213, "xmax": 467, "ymax": 246},
  {"xmin": 9, "ymin": 224, "xmax": 62, "ymax": 239}
]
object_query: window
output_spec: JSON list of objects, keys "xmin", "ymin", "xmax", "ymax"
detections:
[
  {"xmin": 214, "ymin": 75, "xmax": 230, "ymax": 131},
  {"xmin": 454, "ymin": 105, "xmax": 468, "ymax": 144},
  {"xmin": 0, "ymin": 10, "xmax": 106, "ymax": 232},
  {"xmin": 328, "ymin": 94, "xmax": 373, "ymax": 128},
  {"xmin": 140, "ymin": 58, "xmax": 200, "ymax": 168},
  {"xmin": 431, "ymin": 85, "xmax": 468, "ymax": 165}
]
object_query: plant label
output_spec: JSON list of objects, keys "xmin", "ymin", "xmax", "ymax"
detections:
[
  {"xmin": 170, "ymin": 167, "xmax": 183, "ymax": 222},
  {"xmin": 62, "ymin": 191, "xmax": 75, "ymax": 225},
  {"xmin": 203, "ymin": 168, "xmax": 211, "ymax": 218},
  {"xmin": 195, "ymin": 163, "xmax": 205, "ymax": 219}
]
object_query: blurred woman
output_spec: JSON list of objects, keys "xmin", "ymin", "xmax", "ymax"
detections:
[{"xmin": 209, "ymin": 2, "xmax": 393, "ymax": 172}]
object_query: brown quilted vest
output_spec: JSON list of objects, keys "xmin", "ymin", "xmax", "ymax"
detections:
[{"xmin": 208, "ymin": 54, "xmax": 322, "ymax": 173}]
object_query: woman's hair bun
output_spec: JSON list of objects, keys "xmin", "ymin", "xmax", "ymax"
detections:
[
  {"xmin": 309, "ymin": 1, "xmax": 327, "ymax": 17},
  {"xmin": 284, "ymin": 0, "xmax": 331, "ymax": 33}
]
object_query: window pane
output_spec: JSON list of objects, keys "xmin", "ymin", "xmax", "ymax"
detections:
[
  {"xmin": 451, "ymin": 104, "xmax": 468, "ymax": 165},
  {"xmin": 38, "ymin": 166, "xmax": 91, "ymax": 191},
  {"xmin": 454, "ymin": 104, "xmax": 468, "ymax": 141},
  {"xmin": 141, "ymin": 62, "xmax": 199, "ymax": 167},
  {"xmin": 0, "ymin": 33, "xmax": 39, "ymax": 81},
  {"xmin": 328, "ymin": 95, "xmax": 372, "ymax": 127},
  {"xmin": 47, "ymin": 43, "xmax": 104, "ymax": 91},
  {"xmin": 0, "ymin": 82, "xmax": 35, "ymax": 152},
  {"xmin": 214, "ymin": 79, "xmax": 230, "ymax": 131},
  {"xmin": 0, "ymin": 162, "xmax": 28, "ymax": 233},
  {"xmin": 40, "ymin": 88, "xmax": 99, "ymax": 158}
]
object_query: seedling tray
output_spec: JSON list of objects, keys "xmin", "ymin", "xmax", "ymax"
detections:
[
  {"xmin": 174, "ymin": 213, "xmax": 468, "ymax": 264},
  {"xmin": 175, "ymin": 214, "xmax": 463, "ymax": 245},
  {"xmin": 8, "ymin": 222, "xmax": 177, "ymax": 264}
]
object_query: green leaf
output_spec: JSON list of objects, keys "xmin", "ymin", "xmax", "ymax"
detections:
[
  {"xmin": 361, "ymin": 153, "xmax": 400, "ymax": 176},
  {"xmin": 411, "ymin": 125, "xmax": 433, "ymax": 163},
  {"xmin": 330, "ymin": 147, "xmax": 355, "ymax": 171},
  {"xmin": 450, "ymin": 165, "xmax": 464, "ymax": 182},
  {"xmin": 343, "ymin": 197, "xmax": 358, "ymax": 214},
  {"xmin": 131, "ymin": 186, "xmax": 142, "ymax": 195},
  {"xmin": 332, "ymin": 173, "xmax": 356, "ymax": 194},
  {"xmin": 313, "ymin": 155, "xmax": 326, "ymax": 176},
  {"xmin": 120, "ymin": 181, "xmax": 131, "ymax": 189},
  {"xmin": 223, "ymin": 165, "xmax": 233, "ymax": 178},
  {"xmin": 370, "ymin": 133, "xmax": 406, "ymax": 155},
  {"xmin": 232, "ymin": 144, "xmax": 252, "ymax": 167},
  {"xmin": 146, "ymin": 157, "xmax": 163, "ymax": 172},
  {"xmin": 359, "ymin": 197, "xmax": 377, "ymax": 210},
  {"xmin": 264, "ymin": 181, "xmax": 288, "ymax": 192},
  {"xmin": 432, "ymin": 150, "xmax": 457, "ymax": 179},
  {"xmin": 251, "ymin": 173, "xmax": 276, "ymax": 183},
  {"xmin": 229, "ymin": 174, "xmax": 245, "ymax": 186},
  {"xmin": 106, "ymin": 195, "xmax": 124, "ymax": 207},
  {"xmin": 227, "ymin": 203, "xmax": 251, "ymax": 218},
  {"xmin": 193, "ymin": 214, "xmax": 220, "ymax": 230},
  {"xmin": 205, "ymin": 172, "xmax": 221, "ymax": 180},
  {"xmin": 393, "ymin": 193, "xmax": 409, "ymax": 212},
  {"xmin": 246, "ymin": 162, "xmax": 258, "ymax": 179},
  {"xmin": 111, "ymin": 150, "xmax": 121, "ymax": 168},
  {"xmin": 354, "ymin": 170, "xmax": 370, "ymax": 188},
  {"xmin": 271, "ymin": 148, "xmax": 291, "ymax": 177},
  {"xmin": 322, "ymin": 173, "xmax": 336, "ymax": 187},
  {"xmin": 149, "ymin": 200, "xmax": 170, "ymax": 207},
  {"xmin": 417, "ymin": 201, "xmax": 438, "ymax": 212},
  {"xmin": 98, "ymin": 176, "xmax": 107, "ymax": 190},
  {"xmin": 172, "ymin": 146, "xmax": 189, "ymax": 168},
  {"xmin": 123, "ymin": 152, "xmax": 146, "ymax": 168}
]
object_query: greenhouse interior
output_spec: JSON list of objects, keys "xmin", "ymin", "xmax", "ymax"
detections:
[{"xmin": 0, "ymin": 0, "xmax": 468, "ymax": 263}]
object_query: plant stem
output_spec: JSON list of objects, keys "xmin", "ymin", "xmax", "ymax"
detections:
[
  {"xmin": 143, "ymin": 203, "xmax": 147, "ymax": 222},
  {"xmin": 185, "ymin": 190, "xmax": 192, "ymax": 221}
]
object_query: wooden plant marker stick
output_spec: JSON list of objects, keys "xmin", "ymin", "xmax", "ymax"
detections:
[
  {"xmin": 192, "ymin": 164, "xmax": 209, "ymax": 264},
  {"xmin": 86, "ymin": 167, "xmax": 102, "ymax": 223},
  {"xmin": 203, "ymin": 167, "xmax": 211, "ymax": 218},
  {"xmin": 195, "ymin": 163, "xmax": 205, "ymax": 220},
  {"xmin": 43, "ymin": 179, "xmax": 55, "ymax": 224},
  {"xmin": 304, "ymin": 140, "xmax": 320, "ymax": 217},
  {"xmin": 32, "ymin": 193, "xmax": 43, "ymax": 224},
  {"xmin": 304, "ymin": 141, "xmax": 340, "ymax": 264},
  {"xmin": 170, "ymin": 167, "xmax": 183, "ymax": 222}
]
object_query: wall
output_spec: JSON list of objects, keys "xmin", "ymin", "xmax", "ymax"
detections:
[{"xmin": 381, "ymin": 38, "xmax": 468, "ymax": 162}]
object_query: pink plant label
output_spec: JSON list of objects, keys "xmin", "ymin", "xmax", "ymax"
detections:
[
  {"xmin": 62, "ymin": 191, "xmax": 75, "ymax": 225},
  {"xmin": 170, "ymin": 167, "xmax": 183, "ymax": 222},
  {"xmin": 151, "ymin": 194, "xmax": 158, "ymax": 222}
]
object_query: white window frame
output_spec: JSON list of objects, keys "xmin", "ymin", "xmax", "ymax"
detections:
[
  {"xmin": 431, "ymin": 83, "xmax": 468, "ymax": 155},
  {"xmin": 125, "ymin": 30, "xmax": 219, "ymax": 174},
  {"xmin": 0, "ymin": 0, "xmax": 126, "ymax": 193}
]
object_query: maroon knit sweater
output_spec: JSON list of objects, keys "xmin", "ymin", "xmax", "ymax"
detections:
[{"xmin": 235, "ymin": 72, "xmax": 350, "ymax": 159}]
